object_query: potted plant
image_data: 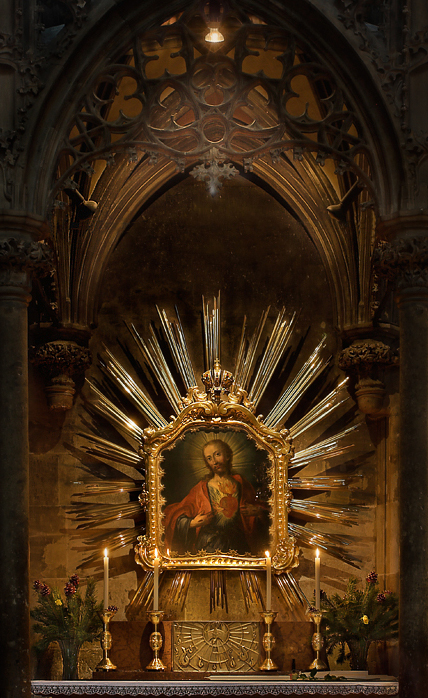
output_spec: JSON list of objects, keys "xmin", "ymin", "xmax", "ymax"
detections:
[
  {"xmin": 321, "ymin": 571, "xmax": 398, "ymax": 671},
  {"xmin": 31, "ymin": 575, "xmax": 103, "ymax": 680}
]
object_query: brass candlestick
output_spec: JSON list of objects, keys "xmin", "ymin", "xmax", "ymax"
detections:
[
  {"xmin": 146, "ymin": 610, "xmax": 166, "ymax": 671},
  {"xmin": 309, "ymin": 610, "xmax": 328, "ymax": 671},
  {"xmin": 95, "ymin": 610, "xmax": 117, "ymax": 671},
  {"xmin": 260, "ymin": 610, "xmax": 278, "ymax": 671}
]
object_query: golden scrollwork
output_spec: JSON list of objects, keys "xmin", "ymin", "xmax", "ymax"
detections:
[{"xmin": 135, "ymin": 377, "xmax": 299, "ymax": 573}]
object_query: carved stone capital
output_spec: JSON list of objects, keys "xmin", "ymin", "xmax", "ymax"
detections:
[
  {"xmin": 338, "ymin": 339, "xmax": 398, "ymax": 377},
  {"xmin": 373, "ymin": 236, "xmax": 428, "ymax": 291},
  {"xmin": 0, "ymin": 236, "xmax": 53, "ymax": 292},
  {"xmin": 31, "ymin": 340, "xmax": 91, "ymax": 411},
  {"xmin": 339, "ymin": 339, "xmax": 397, "ymax": 418}
]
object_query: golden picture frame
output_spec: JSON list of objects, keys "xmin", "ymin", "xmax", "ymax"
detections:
[{"xmin": 135, "ymin": 386, "xmax": 299, "ymax": 573}]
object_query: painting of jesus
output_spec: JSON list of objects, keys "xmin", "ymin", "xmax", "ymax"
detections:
[{"xmin": 162, "ymin": 431, "xmax": 270, "ymax": 557}]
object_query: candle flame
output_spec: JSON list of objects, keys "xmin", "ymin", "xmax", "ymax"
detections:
[
  {"xmin": 265, "ymin": 550, "xmax": 270, "ymax": 559},
  {"xmin": 104, "ymin": 548, "xmax": 108, "ymax": 558},
  {"xmin": 316, "ymin": 548, "xmax": 320, "ymax": 558},
  {"xmin": 154, "ymin": 547, "xmax": 158, "ymax": 559}
]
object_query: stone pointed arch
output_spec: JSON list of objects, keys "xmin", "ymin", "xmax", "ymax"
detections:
[{"xmin": 20, "ymin": 0, "xmax": 404, "ymax": 331}]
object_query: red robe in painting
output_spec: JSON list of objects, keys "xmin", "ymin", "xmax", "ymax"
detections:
[{"xmin": 163, "ymin": 474, "xmax": 260, "ymax": 555}]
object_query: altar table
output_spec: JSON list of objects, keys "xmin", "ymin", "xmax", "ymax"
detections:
[{"xmin": 31, "ymin": 677, "xmax": 398, "ymax": 697}]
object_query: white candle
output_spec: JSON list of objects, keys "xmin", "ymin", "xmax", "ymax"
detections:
[
  {"xmin": 315, "ymin": 548, "xmax": 321, "ymax": 609},
  {"xmin": 265, "ymin": 551, "xmax": 272, "ymax": 610},
  {"xmin": 153, "ymin": 548, "xmax": 160, "ymax": 611},
  {"xmin": 103, "ymin": 548, "xmax": 109, "ymax": 609}
]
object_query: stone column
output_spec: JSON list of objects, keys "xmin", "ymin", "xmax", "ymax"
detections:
[
  {"xmin": 0, "ymin": 215, "xmax": 51, "ymax": 698},
  {"xmin": 374, "ymin": 228, "xmax": 428, "ymax": 698}
]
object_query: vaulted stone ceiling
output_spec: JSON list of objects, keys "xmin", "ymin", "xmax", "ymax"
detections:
[{"xmin": 26, "ymin": 1, "xmax": 403, "ymax": 336}]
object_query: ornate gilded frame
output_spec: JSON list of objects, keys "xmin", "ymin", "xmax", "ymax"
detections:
[{"xmin": 135, "ymin": 380, "xmax": 299, "ymax": 574}]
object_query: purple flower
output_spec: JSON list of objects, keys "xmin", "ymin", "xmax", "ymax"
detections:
[
  {"xmin": 33, "ymin": 580, "xmax": 43, "ymax": 592},
  {"xmin": 40, "ymin": 584, "xmax": 51, "ymax": 596},
  {"xmin": 64, "ymin": 582, "xmax": 76, "ymax": 597},
  {"xmin": 376, "ymin": 592, "xmax": 386, "ymax": 603},
  {"xmin": 366, "ymin": 570, "xmax": 378, "ymax": 584},
  {"xmin": 69, "ymin": 574, "xmax": 79, "ymax": 588},
  {"xmin": 107, "ymin": 605, "xmax": 118, "ymax": 613}
]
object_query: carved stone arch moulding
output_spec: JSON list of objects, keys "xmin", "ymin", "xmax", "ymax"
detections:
[
  {"xmin": 66, "ymin": 152, "xmax": 362, "ymax": 332},
  {"xmin": 50, "ymin": 0, "xmax": 378, "ymax": 203}
]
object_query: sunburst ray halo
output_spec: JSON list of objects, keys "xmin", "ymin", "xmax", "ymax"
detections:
[{"xmin": 73, "ymin": 297, "xmax": 367, "ymax": 613}]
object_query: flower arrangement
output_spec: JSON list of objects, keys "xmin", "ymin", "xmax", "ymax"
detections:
[
  {"xmin": 31, "ymin": 575, "xmax": 103, "ymax": 680},
  {"xmin": 321, "ymin": 571, "xmax": 398, "ymax": 671}
]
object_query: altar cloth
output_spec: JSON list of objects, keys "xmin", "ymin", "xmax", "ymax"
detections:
[{"xmin": 31, "ymin": 678, "xmax": 398, "ymax": 697}]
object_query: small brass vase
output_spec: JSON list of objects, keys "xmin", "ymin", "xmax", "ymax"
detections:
[
  {"xmin": 146, "ymin": 610, "xmax": 166, "ymax": 671},
  {"xmin": 95, "ymin": 610, "xmax": 117, "ymax": 671},
  {"xmin": 309, "ymin": 610, "xmax": 328, "ymax": 671},
  {"xmin": 260, "ymin": 610, "xmax": 278, "ymax": 671}
]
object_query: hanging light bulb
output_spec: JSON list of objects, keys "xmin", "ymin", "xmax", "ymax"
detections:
[
  {"xmin": 203, "ymin": 1, "xmax": 225, "ymax": 44},
  {"xmin": 205, "ymin": 25, "xmax": 224, "ymax": 43}
]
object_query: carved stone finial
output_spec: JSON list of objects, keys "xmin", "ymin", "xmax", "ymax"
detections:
[
  {"xmin": 373, "ymin": 237, "xmax": 428, "ymax": 290},
  {"xmin": 338, "ymin": 339, "xmax": 398, "ymax": 417},
  {"xmin": 31, "ymin": 340, "xmax": 91, "ymax": 410}
]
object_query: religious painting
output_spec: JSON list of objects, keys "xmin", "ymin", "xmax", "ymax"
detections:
[
  {"xmin": 135, "ymin": 392, "xmax": 298, "ymax": 572},
  {"xmin": 161, "ymin": 429, "xmax": 271, "ymax": 558}
]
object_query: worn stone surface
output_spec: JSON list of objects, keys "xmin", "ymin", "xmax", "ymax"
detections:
[
  {"xmin": 0, "ymin": 289, "xmax": 31, "ymax": 697},
  {"xmin": 396, "ymin": 290, "xmax": 428, "ymax": 697}
]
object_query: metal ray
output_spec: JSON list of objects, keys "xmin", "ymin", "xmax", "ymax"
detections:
[
  {"xmin": 202, "ymin": 293, "xmax": 221, "ymax": 369},
  {"xmin": 249, "ymin": 571, "xmax": 264, "ymax": 611},
  {"xmin": 248, "ymin": 310, "xmax": 297, "ymax": 406},
  {"xmin": 73, "ymin": 502, "xmax": 143, "ymax": 528},
  {"xmin": 73, "ymin": 480, "xmax": 143, "ymax": 497},
  {"xmin": 86, "ymin": 380, "xmax": 145, "ymax": 441},
  {"xmin": 288, "ymin": 523, "xmax": 361, "ymax": 567},
  {"xmin": 288, "ymin": 475, "xmax": 363, "ymax": 490},
  {"xmin": 275, "ymin": 574, "xmax": 308, "ymax": 620},
  {"xmin": 234, "ymin": 308, "xmax": 270, "ymax": 391},
  {"xmin": 239, "ymin": 571, "xmax": 250, "ymax": 612},
  {"xmin": 287, "ymin": 572, "xmax": 310, "ymax": 606},
  {"xmin": 78, "ymin": 528, "xmax": 140, "ymax": 567},
  {"xmin": 101, "ymin": 347, "xmax": 169, "ymax": 426},
  {"xmin": 290, "ymin": 423, "xmax": 361, "ymax": 469},
  {"xmin": 289, "ymin": 379, "xmax": 349, "ymax": 439},
  {"xmin": 127, "ymin": 572, "xmax": 154, "ymax": 619},
  {"xmin": 126, "ymin": 323, "xmax": 182, "ymax": 414},
  {"xmin": 265, "ymin": 338, "xmax": 329, "ymax": 428},
  {"xmin": 289, "ymin": 499, "xmax": 360, "ymax": 526},
  {"xmin": 76, "ymin": 432, "xmax": 141, "ymax": 467},
  {"xmin": 156, "ymin": 306, "xmax": 197, "ymax": 389},
  {"xmin": 168, "ymin": 572, "xmax": 192, "ymax": 608}
]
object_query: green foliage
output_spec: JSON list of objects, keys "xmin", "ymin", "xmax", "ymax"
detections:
[
  {"xmin": 31, "ymin": 577, "xmax": 103, "ymax": 653},
  {"xmin": 321, "ymin": 573, "xmax": 398, "ymax": 669}
]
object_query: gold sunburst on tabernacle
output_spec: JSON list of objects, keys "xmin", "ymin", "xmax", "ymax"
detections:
[{"xmin": 73, "ymin": 295, "xmax": 362, "ymax": 615}]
